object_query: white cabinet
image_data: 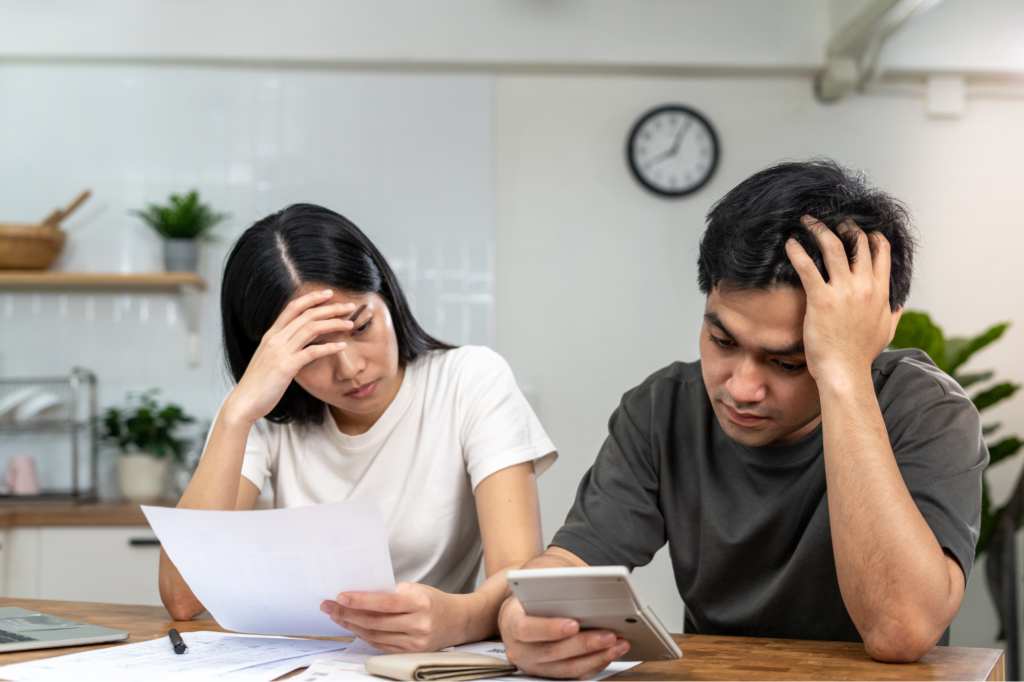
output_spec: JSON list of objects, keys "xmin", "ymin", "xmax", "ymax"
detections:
[
  {"xmin": 0, "ymin": 529, "xmax": 7, "ymax": 594},
  {"xmin": 3, "ymin": 526, "xmax": 163, "ymax": 606}
]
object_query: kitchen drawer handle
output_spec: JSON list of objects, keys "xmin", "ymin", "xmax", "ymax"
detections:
[{"xmin": 129, "ymin": 538, "xmax": 161, "ymax": 546}]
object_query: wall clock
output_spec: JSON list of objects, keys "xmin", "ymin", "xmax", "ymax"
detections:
[{"xmin": 626, "ymin": 105, "xmax": 719, "ymax": 198}]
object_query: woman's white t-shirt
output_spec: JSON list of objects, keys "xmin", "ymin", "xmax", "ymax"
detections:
[{"xmin": 237, "ymin": 346, "xmax": 557, "ymax": 595}]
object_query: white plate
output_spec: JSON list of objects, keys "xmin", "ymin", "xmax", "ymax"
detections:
[
  {"xmin": 15, "ymin": 392, "xmax": 65, "ymax": 423},
  {"xmin": 0, "ymin": 387, "xmax": 44, "ymax": 422}
]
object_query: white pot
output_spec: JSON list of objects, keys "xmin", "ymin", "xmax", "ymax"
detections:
[{"xmin": 118, "ymin": 453, "xmax": 168, "ymax": 503}]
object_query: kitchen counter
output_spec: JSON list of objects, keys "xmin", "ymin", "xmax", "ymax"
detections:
[
  {"xmin": 0, "ymin": 501, "xmax": 167, "ymax": 528},
  {"xmin": 0, "ymin": 499, "xmax": 272, "ymax": 528}
]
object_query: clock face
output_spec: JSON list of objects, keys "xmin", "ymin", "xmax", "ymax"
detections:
[{"xmin": 627, "ymin": 105, "xmax": 719, "ymax": 197}]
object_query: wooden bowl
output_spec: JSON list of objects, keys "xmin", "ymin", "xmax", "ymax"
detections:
[{"xmin": 0, "ymin": 223, "xmax": 67, "ymax": 270}]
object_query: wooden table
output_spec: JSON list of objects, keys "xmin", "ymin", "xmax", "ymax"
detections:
[{"xmin": 0, "ymin": 598, "xmax": 1005, "ymax": 680}]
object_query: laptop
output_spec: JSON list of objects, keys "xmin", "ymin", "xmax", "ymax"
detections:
[{"xmin": 0, "ymin": 607, "xmax": 129, "ymax": 653}]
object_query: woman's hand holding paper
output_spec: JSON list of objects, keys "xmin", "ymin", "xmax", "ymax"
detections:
[{"xmin": 320, "ymin": 582, "xmax": 467, "ymax": 653}]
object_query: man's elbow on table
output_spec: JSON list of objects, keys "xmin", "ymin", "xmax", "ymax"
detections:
[
  {"xmin": 861, "ymin": 613, "xmax": 948, "ymax": 663},
  {"xmin": 861, "ymin": 555, "xmax": 964, "ymax": 663}
]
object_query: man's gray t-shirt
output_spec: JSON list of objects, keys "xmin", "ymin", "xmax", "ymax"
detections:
[{"xmin": 551, "ymin": 349, "xmax": 987, "ymax": 643}]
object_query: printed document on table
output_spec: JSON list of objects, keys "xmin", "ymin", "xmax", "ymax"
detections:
[
  {"xmin": 292, "ymin": 639, "xmax": 387, "ymax": 681},
  {"xmin": 143, "ymin": 498, "xmax": 395, "ymax": 636},
  {"xmin": 212, "ymin": 646, "xmax": 349, "ymax": 682},
  {"xmin": 0, "ymin": 631, "xmax": 347, "ymax": 682},
  {"xmin": 293, "ymin": 639, "xmax": 640, "ymax": 682}
]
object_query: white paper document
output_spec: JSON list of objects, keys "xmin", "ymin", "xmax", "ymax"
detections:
[
  {"xmin": 0, "ymin": 631, "xmax": 347, "ymax": 682},
  {"xmin": 212, "ymin": 647, "xmax": 348, "ymax": 682},
  {"xmin": 143, "ymin": 498, "xmax": 396, "ymax": 636},
  {"xmin": 293, "ymin": 639, "xmax": 640, "ymax": 682}
]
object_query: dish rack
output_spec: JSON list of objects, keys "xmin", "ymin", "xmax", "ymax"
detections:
[{"xmin": 0, "ymin": 368, "xmax": 98, "ymax": 499}]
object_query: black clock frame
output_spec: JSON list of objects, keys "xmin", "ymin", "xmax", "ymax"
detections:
[{"xmin": 626, "ymin": 104, "xmax": 719, "ymax": 198}]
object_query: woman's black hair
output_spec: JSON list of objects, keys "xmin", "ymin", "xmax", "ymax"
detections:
[
  {"xmin": 697, "ymin": 159, "xmax": 916, "ymax": 311},
  {"xmin": 221, "ymin": 204, "xmax": 454, "ymax": 426}
]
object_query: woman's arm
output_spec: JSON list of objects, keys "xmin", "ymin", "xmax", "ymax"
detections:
[
  {"xmin": 158, "ymin": 467, "xmax": 261, "ymax": 620},
  {"xmin": 159, "ymin": 288, "xmax": 357, "ymax": 620},
  {"xmin": 160, "ymin": 401, "xmax": 264, "ymax": 619},
  {"xmin": 321, "ymin": 459, "xmax": 546, "ymax": 651},
  {"xmin": 462, "ymin": 459, "xmax": 546, "ymax": 641}
]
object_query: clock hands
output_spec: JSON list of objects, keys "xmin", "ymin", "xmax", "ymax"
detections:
[{"xmin": 642, "ymin": 119, "xmax": 693, "ymax": 170}]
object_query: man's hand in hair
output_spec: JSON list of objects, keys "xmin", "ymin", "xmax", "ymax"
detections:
[{"xmin": 785, "ymin": 216, "xmax": 900, "ymax": 387}]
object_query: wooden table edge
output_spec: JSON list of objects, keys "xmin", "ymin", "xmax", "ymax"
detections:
[{"xmin": 0, "ymin": 599, "xmax": 1006, "ymax": 681}]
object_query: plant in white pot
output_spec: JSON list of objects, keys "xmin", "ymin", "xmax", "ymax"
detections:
[
  {"xmin": 102, "ymin": 390, "xmax": 195, "ymax": 503},
  {"xmin": 131, "ymin": 190, "xmax": 228, "ymax": 272}
]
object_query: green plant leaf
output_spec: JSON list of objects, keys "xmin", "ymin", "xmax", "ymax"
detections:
[
  {"xmin": 973, "ymin": 382, "xmax": 1021, "ymax": 412},
  {"xmin": 983, "ymin": 423, "xmax": 1003, "ymax": 437},
  {"xmin": 944, "ymin": 338, "xmax": 969, "ymax": 373},
  {"xmin": 149, "ymin": 441, "xmax": 166, "ymax": 459},
  {"xmin": 989, "ymin": 437, "xmax": 1024, "ymax": 467},
  {"xmin": 130, "ymin": 190, "xmax": 229, "ymax": 241},
  {"xmin": 955, "ymin": 371, "xmax": 995, "ymax": 390},
  {"xmin": 948, "ymin": 323, "xmax": 1010, "ymax": 375},
  {"xmin": 100, "ymin": 389, "xmax": 194, "ymax": 461},
  {"xmin": 891, "ymin": 311, "xmax": 946, "ymax": 371}
]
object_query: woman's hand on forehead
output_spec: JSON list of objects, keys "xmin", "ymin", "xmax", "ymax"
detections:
[{"xmin": 222, "ymin": 289, "xmax": 357, "ymax": 426}]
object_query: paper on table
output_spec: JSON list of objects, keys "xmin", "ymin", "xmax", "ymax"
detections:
[
  {"xmin": 212, "ymin": 645, "xmax": 349, "ymax": 682},
  {"xmin": 327, "ymin": 638, "xmax": 389, "ymax": 664},
  {"xmin": 295, "ymin": 639, "xmax": 640, "ymax": 682},
  {"xmin": 143, "ymin": 498, "xmax": 396, "ymax": 636},
  {"xmin": 291, "ymin": 639, "xmax": 386, "ymax": 682},
  {"xmin": 294, "ymin": 659, "xmax": 376, "ymax": 681},
  {"xmin": 0, "ymin": 631, "xmax": 347, "ymax": 682}
]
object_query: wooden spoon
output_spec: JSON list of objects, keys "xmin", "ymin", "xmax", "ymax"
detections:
[{"xmin": 41, "ymin": 189, "xmax": 91, "ymax": 227}]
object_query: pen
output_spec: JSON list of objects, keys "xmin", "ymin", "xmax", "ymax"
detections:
[{"xmin": 168, "ymin": 628, "xmax": 188, "ymax": 654}]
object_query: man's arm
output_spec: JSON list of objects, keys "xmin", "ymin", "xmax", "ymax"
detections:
[
  {"xmin": 498, "ymin": 547, "xmax": 630, "ymax": 680},
  {"xmin": 787, "ymin": 218, "xmax": 964, "ymax": 662}
]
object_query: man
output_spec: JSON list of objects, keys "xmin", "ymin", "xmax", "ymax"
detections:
[{"xmin": 498, "ymin": 160, "xmax": 987, "ymax": 679}]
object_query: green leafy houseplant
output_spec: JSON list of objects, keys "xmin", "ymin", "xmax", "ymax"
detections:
[
  {"xmin": 890, "ymin": 311, "xmax": 1022, "ymax": 672},
  {"xmin": 101, "ymin": 390, "xmax": 195, "ymax": 462},
  {"xmin": 131, "ymin": 190, "xmax": 228, "ymax": 241},
  {"xmin": 890, "ymin": 312, "xmax": 1021, "ymax": 557}
]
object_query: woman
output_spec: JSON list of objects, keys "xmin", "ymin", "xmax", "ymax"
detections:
[{"xmin": 159, "ymin": 204, "xmax": 556, "ymax": 652}]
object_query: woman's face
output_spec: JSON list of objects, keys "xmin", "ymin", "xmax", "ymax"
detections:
[{"xmin": 291, "ymin": 283, "xmax": 402, "ymax": 424}]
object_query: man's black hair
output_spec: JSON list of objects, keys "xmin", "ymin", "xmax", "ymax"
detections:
[
  {"xmin": 697, "ymin": 159, "xmax": 915, "ymax": 311},
  {"xmin": 221, "ymin": 204, "xmax": 454, "ymax": 426}
]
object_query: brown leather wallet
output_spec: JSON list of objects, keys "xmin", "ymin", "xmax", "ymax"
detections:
[{"xmin": 364, "ymin": 652, "xmax": 518, "ymax": 681}]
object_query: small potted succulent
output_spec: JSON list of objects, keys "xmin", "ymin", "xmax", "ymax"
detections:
[
  {"xmin": 101, "ymin": 390, "xmax": 195, "ymax": 502},
  {"xmin": 131, "ymin": 190, "xmax": 228, "ymax": 272}
]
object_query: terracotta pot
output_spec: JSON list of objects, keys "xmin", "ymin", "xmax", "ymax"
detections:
[{"xmin": 118, "ymin": 453, "xmax": 168, "ymax": 503}]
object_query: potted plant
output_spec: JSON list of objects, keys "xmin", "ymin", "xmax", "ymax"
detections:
[
  {"xmin": 101, "ymin": 390, "xmax": 195, "ymax": 503},
  {"xmin": 131, "ymin": 190, "xmax": 228, "ymax": 272}
]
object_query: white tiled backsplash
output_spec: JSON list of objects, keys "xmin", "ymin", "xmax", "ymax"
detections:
[{"xmin": 0, "ymin": 64, "xmax": 494, "ymax": 490}]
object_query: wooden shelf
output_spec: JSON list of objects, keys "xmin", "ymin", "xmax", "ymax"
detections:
[{"xmin": 0, "ymin": 272, "xmax": 206, "ymax": 292}]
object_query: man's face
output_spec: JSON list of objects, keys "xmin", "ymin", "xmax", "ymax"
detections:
[{"xmin": 699, "ymin": 285, "xmax": 823, "ymax": 447}]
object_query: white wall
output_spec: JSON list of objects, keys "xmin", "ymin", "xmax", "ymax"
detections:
[
  {"xmin": 5, "ymin": 0, "xmax": 1024, "ymax": 76},
  {"xmin": 493, "ymin": 73, "xmax": 1024, "ymax": 639},
  {"xmin": 0, "ymin": 0, "xmax": 828, "ymax": 69}
]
